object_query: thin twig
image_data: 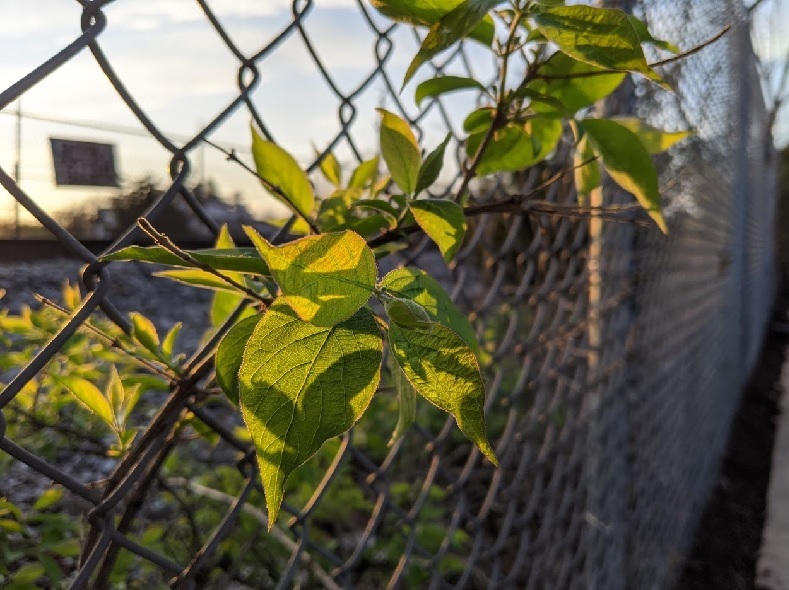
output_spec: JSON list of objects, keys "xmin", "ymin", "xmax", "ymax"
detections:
[
  {"xmin": 203, "ymin": 138, "xmax": 321, "ymax": 234},
  {"xmin": 164, "ymin": 477, "xmax": 343, "ymax": 590},
  {"xmin": 34, "ymin": 294, "xmax": 174, "ymax": 380},
  {"xmin": 137, "ymin": 218, "xmax": 272, "ymax": 306},
  {"xmin": 464, "ymin": 156, "xmax": 598, "ymax": 216}
]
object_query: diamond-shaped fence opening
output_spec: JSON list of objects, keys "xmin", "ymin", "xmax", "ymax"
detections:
[{"xmin": 0, "ymin": 1, "xmax": 777, "ymax": 589}]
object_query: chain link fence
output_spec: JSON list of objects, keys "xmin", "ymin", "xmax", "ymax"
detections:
[{"xmin": 0, "ymin": 1, "xmax": 777, "ymax": 588}]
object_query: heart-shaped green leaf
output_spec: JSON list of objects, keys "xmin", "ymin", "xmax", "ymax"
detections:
[{"xmin": 239, "ymin": 301, "xmax": 383, "ymax": 527}]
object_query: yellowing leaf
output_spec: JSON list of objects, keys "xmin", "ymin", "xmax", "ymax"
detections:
[
  {"xmin": 239, "ymin": 301, "xmax": 383, "ymax": 527},
  {"xmin": 611, "ymin": 117, "xmax": 691, "ymax": 154},
  {"xmin": 388, "ymin": 321, "xmax": 497, "ymax": 465},
  {"xmin": 130, "ymin": 312, "xmax": 160, "ymax": 356},
  {"xmin": 318, "ymin": 151, "xmax": 342, "ymax": 187},
  {"xmin": 574, "ymin": 134, "xmax": 601, "ymax": 198},
  {"xmin": 59, "ymin": 376, "xmax": 114, "ymax": 427},
  {"xmin": 250, "ymin": 124, "xmax": 315, "ymax": 221},
  {"xmin": 410, "ymin": 199, "xmax": 467, "ymax": 262},
  {"xmin": 377, "ymin": 109, "xmax": 422, "ymax": 195},
  {"xmin": 244, "ymin": 227, "xmax": 377, "ymax": 326},
  {"xmin": 582, "ymin": 118, "xmax": 666, "ymax": 233}
]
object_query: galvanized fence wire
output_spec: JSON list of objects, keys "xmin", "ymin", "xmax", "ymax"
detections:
[{"xmin": 0, "ymin": 0, "xmax": 777, "ymax": 589}]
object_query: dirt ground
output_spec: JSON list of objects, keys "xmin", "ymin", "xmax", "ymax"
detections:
[{"xmin": 673, "ymin": 298, "xmax": 788, "ymax": 589}]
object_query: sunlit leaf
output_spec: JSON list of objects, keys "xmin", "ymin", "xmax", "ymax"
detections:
[
  {"xmin": 239, "ymin": 301, "xmax": 382, "ymax": 527},
  {"xmin": 59, "ymin": 376, "xmax": 114, "ymax": 426},
  {"xmin": 251, "ymin": 124, "xmax": 315, "ymax": 221},
  {"xmin": 582, "ymin": 118, "xmax": 666, "ymax": 232},
  {"xmin": 410, "ymin": 199, "xmax": 467, "ymax": 262},
  {"xmin": 466, "ymin": 123, "xmax": 537, "ymax": 176},
  {"xmin": 244, "ymin": 227, "xmax": 377, "ymax": 326},
  {"xmin": 379, "ymin": 267, "xmax": 479, "ymax": 354},
  {"xmin": 318, "ymin": 150, "xmax": 342, "ymax": 187},
  {"xmin": 348, "ymin": 156, "xmax": 380, "ymax": 189},
  {"xmin": 102, "ymin": 246, "xmax": 270, "ymax": 275},
  {"xmin": 377, "ymin": 109, "xmax": 422, "ymax": 195},
  {"xmin": 610, "ymin": 117, "xmax": 691, "ymax": 154},
  {"xmin": 574, "ymin": 134, "xmax": 600, "ymax": 199},
  {"xmin": 388, "ymin": 320, "xmax": 497, "ymax": 464},
  {"xmin": 533, "ymin": 5, "xmax": 665, "ymax": 86}
]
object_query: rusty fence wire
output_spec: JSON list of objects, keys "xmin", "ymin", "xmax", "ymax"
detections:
[{"xmin": 0, "ymin": 0, "xmax": 778, "ymax": 588}]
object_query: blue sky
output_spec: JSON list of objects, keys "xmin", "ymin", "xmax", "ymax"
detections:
[{"xmin": 0, "ymin": 0, "xmax": 786, "ymax": 229}]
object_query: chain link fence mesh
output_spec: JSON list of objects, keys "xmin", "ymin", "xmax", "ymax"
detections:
[{"xmin": 0, "ymin": 1, "xmax": 778, "ymax": 588}]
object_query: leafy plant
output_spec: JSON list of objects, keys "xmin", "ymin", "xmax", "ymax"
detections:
[{"xmin": 89, "ymin": 0, "xmax": 705, "ymax": 540}]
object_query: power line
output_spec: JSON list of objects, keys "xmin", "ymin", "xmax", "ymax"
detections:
[{"xmin": 0, "ymin": 109, "xmax": 254, "ymax": 155}]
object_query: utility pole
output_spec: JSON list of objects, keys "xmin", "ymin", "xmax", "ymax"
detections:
[{"xmin": 13, "ymin": 99, "xmax": 21, "ymax": 239}]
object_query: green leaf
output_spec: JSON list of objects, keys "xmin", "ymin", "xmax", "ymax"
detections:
[
  {"xmin": 102, "ymin": 246, "xmax": 270, "ymax": 275},
  {"xmin": 153, "ymin": 269, "xmax": 241, "ymax": 293},
  {"xmin": 582, "ymin": 118, "xmax": 666, "ymax": 233},
  {"xmin": 244, "ymin": 227, "xmax": 377, "ymax": 326},
  {"xmin": 369, "ymin": 0, "xmax": 495, "ymax": 46},
  {"xmin": 377, "ymin": 109, "xmax": 422, "ymax": 195},
  {"xmin": 387, "ymin": 350, "xmax": 417, "ymax": 446},
  {"xmin": 627, "ymin": 15, "xmax": 679, "ymax": 53},
  {"xmin": 239, "ymin": 301, "xmax": 383, "ymax": 527},
  {"xmin": 574, "ymin": 134, "xmax": 601, "ymax": 198},
  {"xmin": 351, "ymin": 199, "xmax": 400, "ymax": 226},
  {"xmin": 416, "ymin": 133, "xmax": 452, "ymax": 195},
  {"xmin": 463, "ymin": 107, "xmax": 495, "ymax": 134},
  {"xmin": 130, "ymin": 312, "xmax": 161, "ymax": 357},
  {"xmin": 610, "ymin": 117, "xmax": 691, "ymax": 154},
  {"xmin": 10, "ymin": 563, "xmax": 45, "ymax": 585},
  {"xmin": 250, "ymin": 124, "xmax": 315, "ymax": 220},
  {"xmin": 410, "ymin": 199, "xmax": 467, "ymax": 262},
  {"xmin": 318, "ymin": 151, "xmax": 342, "ymax": 187},
  {"xmin": 415, "ymin": 76, "xmax": 484, "ymax": 107},
  {"xmin": 388, "ymin": 321, "xmax": 497, "ymax": 465},
  {"xmin": 33, "ymin": 488, "xmax": 64, "ymax": 511},
  {"xmin": 379, "ymin": 267, "xmax": 479, "ymax": 354},
  {"xmin": 46, "ymin": 539, "xmax": 82, "ymax": 558},
  {"xmin": 533, "ymin": 6, "xmax": 665, "ymax": 85},
  {"xmin": 384, "ymin": 297, "xmax": 432, "ymax": 328},
  {"xmin": 216, "ymin": 314, "xmax": 262, "ymax": 405},
  {"xmin": 525, "ymin": 117, "xmax": 564, "ymax": 164},
  {"xmin": 211, "ymin": 290, "xmax": 244, "ymax": 328},
  {"xmin": 348, "ymin": 156, "xmax": 380, "ymax": 189},
  {"xmin": 161, "ymin": 323, "xmax": 182, "ymax": 360},
  {"xmin": 466, "ymin": 124, "xmax": 537, "ymax": 176},
  {"xmin": 526, "ymin": 51, "xmax": 625, "ymax": 113},
  {"xmin": 58, "ymin": 376, "xmax": 114, "ymax": 426},
  {"xmin": 404, "ymin": 1, "xmax": 499, "ymax": 88}
]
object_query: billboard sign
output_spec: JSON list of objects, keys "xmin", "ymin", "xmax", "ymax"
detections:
[{"xmin": 50, "ymin": 138, "xmax": 118, "ymax": 187}]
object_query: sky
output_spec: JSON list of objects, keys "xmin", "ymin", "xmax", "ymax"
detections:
[{"xmin": 0, "ymin": 0, "xmax": 787, "ymax": 230}]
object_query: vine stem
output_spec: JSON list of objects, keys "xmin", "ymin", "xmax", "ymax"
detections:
[
  {"xmin": 454, "ymin": 8, "xmax": 526, "ymax": 204},
  {"xmin": 203, "ymin": 138, "xmax": 321, "ymax": 235},
  {"xmin": 136, "ymin": 218, "xmax": 272, "ymax": 306}
]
